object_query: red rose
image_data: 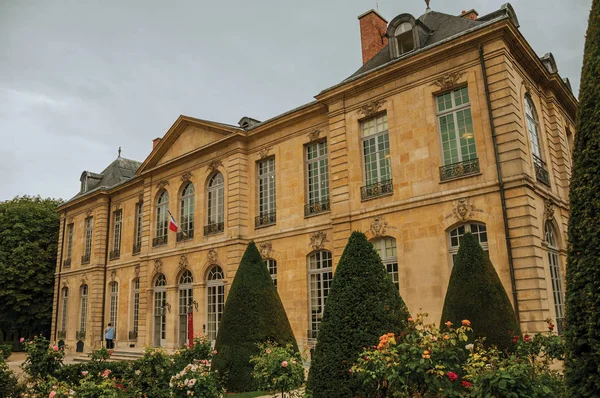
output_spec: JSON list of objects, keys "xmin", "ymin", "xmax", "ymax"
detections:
[
  {"xmin": 524, "ymin": 334, "xmax": 531, "ymax": 343},
  {"xmin": 512, "ymin": 335, "xmax": 520, "ymax": 343},
  {"xmin": 446, "ymin": 371, "xmax": 458, "ymax": 381},
  {"xmin": 462, "ymin": 380, "xmax": 471, "ymax": 388}
]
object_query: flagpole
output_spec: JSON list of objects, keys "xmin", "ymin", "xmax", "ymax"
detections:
[{"xmin": 167, "ymin": 210, "xmax": 187, "ymax": 237}]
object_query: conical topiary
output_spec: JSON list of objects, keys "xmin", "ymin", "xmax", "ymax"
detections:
[
  {"xmin": 211, "ymin": 242, "xmax": 298, "ymax": 392},
  {"xmin": 306, "ymin": 231, "xmax": 410, "ymax": 398},
  {"xmin": 565, "ymin": 1, "xmax": 600, "ymax": 394},
  {"xmin": 440, "ymin": 232, "xmax": 520, "ymax": 351}
]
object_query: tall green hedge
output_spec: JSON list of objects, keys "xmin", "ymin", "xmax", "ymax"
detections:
[
  {"xmin": 211, "ymin": 242, "xmax": 297, "ymax": 392},
  {"xmin": 440, "ymin": 233, "xmax": 520, "ymax": 351},
  {"xmin": 565, "ymin": 0, "xmax": 600, "ymax": 395},
  {"xmin": 306, "ymin": 231, "xmax": 410, "ymax": 398}
]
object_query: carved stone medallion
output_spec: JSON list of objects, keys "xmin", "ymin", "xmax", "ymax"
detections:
[
  {"xmin": 61, "ymin": 280, "xmax": 69, "ymax": 288},
  {"xmin": 207, "ymin": 249, "xmax": 219, "ymax": 264},
  {"xmin": 86, "ymin": 209, "xmax": 93, "ymax": 217},
  {"xmin": 110, "ymin": 269, "xmax": 116, "ymax": 282},
  {"xmin": 258, "ymin": 242, "xmax": 273, "ymax": 259},
  {"xmin": 358, "ymin": 99, "xmax": 386, "ymax": 118},
  {"xmin": 308, "ymin": 130, "xmax": 321, "ymax": 142},
  {"xmin": 310, "ymin": 231, "xmax": 328, "ymax": 250},
  {"xmin": 81, "ymin": 273, "xmax": 88, "ymax": 285},
  {"xmin": 181, "ymin": 171, "xmax": 193, "ymax": 182},
  {"xmin": 369, "ymin": 216, "xmax": 388, "ymax": 237},
  {"xmin": 453, "ymin": 198, "xmax": 477, "ymax": 222},
  {"xmin": 153, "ymin": 259, "xmax": 163, "ymax": 275},
  {"xmin": 138, "ymin": 193, "xmax": 144, "ymax": 203},
  {"xmin": 67, "ymin": 217, "xmax": 74, "ymax": 224},
  {"xmin": 430, "ymin": 71, "xmax": 466, "ymax": 91},
  {"xmin": 134, "ymin": 264, "xmax": 140, "ymax": 278},
  {"xmin": 544, "ymin": 200, "xmax": 555, "ymax": 221},
  {"xmin": 156, "ymin": 180, "xmax": 169, "ymax": 190},
  {"xmin": 178, "ymin": 254, "xmax": 189, "ymax": 273},
  {"xmin": 258, "ymin": 147, "xmax": 271, "ymax": 159},
  {"xmin": 208, "ymin": 160, "xmax": 222, "ymax": 173}
]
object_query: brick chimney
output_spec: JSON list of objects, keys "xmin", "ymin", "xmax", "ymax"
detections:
[
  {"xmin": 459, "ymin": 9, "xmax": 479, "ymax": 20},
  {"xmin": 153, "ymin": 137, "xmax": 162, "ymax": 149},
  {"xmin": 358, "ymin": 10, "xmax": 388, "ymax": 65}
]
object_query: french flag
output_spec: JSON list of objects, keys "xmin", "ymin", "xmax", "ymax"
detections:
[{"xmin": 168, "ymin": 212, "xmax": 179, "ymax": 233}]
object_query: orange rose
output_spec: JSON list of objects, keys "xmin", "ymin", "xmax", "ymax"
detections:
[
  {"xmin": 461, "ymin": 320, "xmax": 471, "ymax": 327},
  {"xmin": 444, "ymin": 321, "xmax": 453, "ymax": 328}
]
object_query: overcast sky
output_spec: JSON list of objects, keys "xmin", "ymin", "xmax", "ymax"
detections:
[{"xmin": 0, "ymin": 0, "xmax": 591, "ymax": 201}]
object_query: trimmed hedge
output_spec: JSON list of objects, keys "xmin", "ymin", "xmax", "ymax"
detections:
[
  {"xmin": 306, "ymin": 231, "xmax": 410, "ymax": 398},
  {"xmin": 211, "ymin": 242, "xmax": 297, "ymax": 392},
  {"xmin": 440, "ymin": 233, "xmax": 520, "ymax": 351},
  {"xmin": 565, "ymin": 0, "xmax": 600, "ymax": 395}
]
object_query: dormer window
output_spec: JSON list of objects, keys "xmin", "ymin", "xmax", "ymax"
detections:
[
  {"xmin": 395, "ymin": 22, "xmax": 414, "ymax": 53},
  {"xmin": 386, "ymin": 14, "xmax": 430, "ymax": 59}
]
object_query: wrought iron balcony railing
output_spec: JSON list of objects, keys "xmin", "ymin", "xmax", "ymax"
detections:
[
  {"xmin": 57, "ymin": 330, "xmax": 66, "ymax": 339},
  {"xmin": 76, "ymin": 330, "xmax": 86, "ymax": 340},
  {"xmin": 255, "ymin": 212, "xmax": 276, "ymax": 228},
  {"xmin": 439, "ymin": 158, "xmax": 480, "ymax": 181},
  {"xmin": 63, "ymin": 258, "xmax": 71, "ymax": 268},
  {"xmin": 204, "ymin": 222, "xmax": 224, "ymax": 236},
  {"xmin": 533, "ymin": 155, "xmax": 551, "ymax": 186},
  {"xmin": 81, "ymin": 254, "xmax": 90, "ymax": 265},
  {"xmin": 177, "ymin": 229, "xmax": 194, "ymax": 242},
  {"xmin": 128, "ymin": 331, "xmax": 138, "ymax": 340},
  {"xmin": 361, "ymin": 179, "xmax": 393, "ymax": 201},
  {"xmin": 132, "ymin": 243, "xmax": 141, "ymax": 255},
  {"xmin": 152, "ymin": 236, "xmax": 167, "ymax": 247},
  {"xmin": 304, "ymin": 198, "xmax": 330, "ymax": 216},
  {"xmin": 109, "ymin": 249, "xmax": 120, "ymax": 260}
]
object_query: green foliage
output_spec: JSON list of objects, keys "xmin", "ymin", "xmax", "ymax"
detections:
[
  {"xmin": 54, "ymin": 361, "xmax": 131, "ymax": 386},
  {"xmin": 212, "ymin": 242, "xmax": 298, "ymax": 392},
  {"xmin": 565, "ymin": 1, "xmax": 600, "ymax": 396},
  {"xmin": 0, "ymin": 196, "xmax": 62, "ymax": 343},
  {"xmin": 172, "ymin": 335, "xmax": 213, "ymax": 370},
  {"xmin": 0, "ymin": 344, "xmax": 12, "ymax": 360},
  {"xmin": 89, "ymin": 347, "xmax": 111, "ymax": 362},
  {"xmin": 22, "ymin": 335, "xmax": 64, "ymax": 379},
  {"xmin": 127, "ymin": 347, "xmax": 173, "ymax": 398},
  {"xmin": 251, "ymin": 342, "xmax": 305, "ymax": 397},
  {"xmin": 170, "ymin": 363, "xmax": 223, "ymax": 398},
  {"xmin": 306, "ymin": 231, "xmax": 410, "ymax": 398},
  {"xmin": 0, "ymin": 356, "xmax": 24, "ymax": 398},
  {"xmin": 440, "ymin": 233, "xmax": 520, "ymax": 351}
]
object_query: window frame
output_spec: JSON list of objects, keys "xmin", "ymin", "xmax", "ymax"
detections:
[
  {"xmin": 133, "ymin": 201, "xmax": 143, "ymax": 254},
  {"xmin": 82, "ymin": 217, "xmax": 93, "ymax": 264},
  {"xmin": 256, "ymin": 157, "xmax": 276, "ymax": 227},
  {"xmin": 266, "ymin": 258, "xmax": 277, "ymax": 288},
  {"xmin": 360, "ymin": 113, "xmax": 392, "ymax": 186},
  {"xmin": 109, "ymin": 281, "xmax": 119, "ymax": 330},
  {"xmin": 524, "ymin": 95, "xmax": 544, "ymax": 161},
  {"xmin": 206, "ymin": 266, "xmax": 225, "ymax": 341},
  {"xmin": 111, "ymin": 209, "xmax": 122, "ymax": 258},
  {"xmin": 448, "ymin": 223, "xmax": 489, "ymax": 267},
  {"xmin": 80, "ymin": 284, "xmax": 88, "ymax": 334},
  {"xmin": 132, "ymin": 278, "xmax": 140, "ymax": 336},
  {"xmin": 304, "ymin": 140, "xmax": 330, "ymax": 216},
  {"xmin": 372, "ymin": 237, "xmax": 400, "ymax": 291},
  {"xmin": 206, "ymin": 173, "xmax": 225, "ymax": 233},
  {"xmin": 65, "ymin": 224, "xmax": 74, "ymax": 260},
  {"xmin": 544, "ymin": 221, "xmax": 565, "ymax": 334},
  {"xmin": 60, "ymin": 287, "xmax": 69, "ymax": 333},
  {"xmin": 178, "ymin": 182, "xmax": 195, "ymax": 241},
  {"xmin": 308, "ymin": 250, "xmax": 333, "ymax": 340},
  {"xmin": 155, "ymin": 191, "xmax": 169, "ymax": 245}
]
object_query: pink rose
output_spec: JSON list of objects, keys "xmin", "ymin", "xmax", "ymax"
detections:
[
  {"xmin": 213, "ymin": 350, "xmax": 217, "ymax": 355},
  {"xmin": 20, "ymin": 337, "xmax": 25, "ymax": 343},
  {"xmin": 49, "ymin": 391, "xmax": 56, "ymax": 398},
  {"xmin": 81, "ymin": 371, "xmax": 88, "ymax": 376},
  {"xmin": 52, "ymin": 345, "xmax": 58, "ymax": 351},
  {"xmin": 265, "ymin": 348, "xmax": 272, "ymax": 354},
  {"xmin": 282, "ymin": 361, "xmax": 289, "ymax": 368}
]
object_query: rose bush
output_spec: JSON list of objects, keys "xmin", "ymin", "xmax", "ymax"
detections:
[
  {"xmin": 170, "ymin": 362, "xmax": 223, "ymax": 398},
  {"xmin": 22, "ymin": 335, "xmax": 65, "ymax": 379},
  {"xmin": 251, "ymin": 341, "xmax": 305, "ymax": 398}
]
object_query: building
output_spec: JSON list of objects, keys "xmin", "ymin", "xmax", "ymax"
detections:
[{"xmin": 51, "ymin": 3, "xmax": 577, "ymax": 352}]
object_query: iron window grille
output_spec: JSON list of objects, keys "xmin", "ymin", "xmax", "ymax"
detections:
[
  {"xmin": 439, "ymin": 158, "xmax": 480, "ymax": 181},
  {"xmin": 255, "ymin": 211, "xmax": 276, "ymax": 228},
  {"xmin": 132, "ymin": 243, "xmax": 141, "ymax": 255},
  {"xmin": 81, "ymin": 254, "xmax": 90, "ymax": 265},
  {"xmin": 361, "ymin": 179, "xmax": 393, "ymax": 200},
  {"xmin": 57, "ymin": 330, "xmax": 66, "ymax": 339},
  {"xmin": 152, "ymin": 236, "xmax": 167, "ymax": 247},
  {"xmin": 63, "ymin": 259, "xmax": 71, "ymax": 268},
  {"xmin": 128, "ymin": 331, "xmax": 138, "ymax": 340},
  {"xmin": 176, "ymin": 229, "xmax": 194, "ymax": 242},
  {"xmin": 204, "ymin": 222, "xmax": 224, "ymax": 236},
  {"xmin": 109, "ymin": 249, "xmax": 120, "ymax": 260},
  {"xmin": 533, "ymin": 155, "xmax": 550, "ymax": 186},
  {"xmin": 304, "ymin": 198, "xmax": 330, "ymax": 216},
  {"xmin": 76, "ymin": 330, "xmax": 86, "ymax": 340}
]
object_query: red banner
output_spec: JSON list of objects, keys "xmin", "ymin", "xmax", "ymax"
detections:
[{"xmin": 188, "ymin": 311, "xmax": 194, "ymax": 347}]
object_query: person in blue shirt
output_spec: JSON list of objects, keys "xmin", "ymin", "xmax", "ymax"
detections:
[{"xmin": 105, "ymin": 323, "xmax": 115, "ymax": 349}]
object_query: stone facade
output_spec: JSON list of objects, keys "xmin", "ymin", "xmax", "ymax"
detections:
[{"xmin": 51, "ymin": 6, "xmax": 576, "ymax": 353}]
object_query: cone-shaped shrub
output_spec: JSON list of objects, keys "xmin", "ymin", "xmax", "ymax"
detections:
[
  {"xmin": 440, "ymin": 233, "xmax": 520, "ymax": 351},
  {"xmin": 211, "ymin": 242, "xmax": 298, "ymax": 392},
  {"xmin": 565, "ymin": 1, "xmax": 600, "ymax": 394},
  {"xmin": 306, "ymin": 231, "xmax": 410, "ymax": 398}
]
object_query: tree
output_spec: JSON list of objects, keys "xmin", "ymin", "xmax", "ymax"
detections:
[
  {"xmin": 565, "ymin": 1, "xmax": 600, "ymax": 395},
  {"xmin": 0, "ymin": 196, "xmax": 62, "ymax": 345},
  {"xmin": 211, "ymin": 242, "xmax": 297, "ymax": 392},
  {"xmin": 440, "ymin": 233, "xmax": 520, "ymax": 351},
  {"xmin": 306, "ymin": 231, "xmax": 410, "ymax": 398}
]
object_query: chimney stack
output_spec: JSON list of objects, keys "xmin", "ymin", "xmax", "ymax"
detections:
[
  {"xmin": 358, "ymin": 10, "xmax": 388, "ymax": 65},
  {"xmin": 459, "ymin": 9, "xmax": 479, "ymax": 20},
  {"xmin": 153, "ymin": 137, "xmax": 162, "ymax": 150}
]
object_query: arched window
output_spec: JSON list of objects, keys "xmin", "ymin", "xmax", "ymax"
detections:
[
  {"xmin": 132, "ymin": 278, "xmax": 140, "ymax": 338},
  {"xmin": 79, "ymin": 285, "xmax": 88, "ymax": 336},
  {"xmin": 525, "ymin": 96, "xmax": 542, "ymax": 160},
  {"xmin": 545, "ymin": 221, "xmax": 565, "ymax": 334},
  {"xmin": 155, "ymin": 191, "xmax": 169, "ymax": 246},
  {"xmin": 153, "ymin": 274, "xmax": 167, "ymax": 347},
  {"xmin": 109, "ymin": 282, "xmax": 118, "ymax": 330},
  {"xmin": 266, "ymin": 259, "xmax": 277, "ymax": 288},
  {"xmin": 394, "ymin": 21, "xmax": 414, "ymax": 54},
  {"xmin": 206, "ymin": 266, "xmax": 224, "ymax": 340},
  {"xmin": 178, "ymin": 270, "xmax": 194, "ymax": 346},
  {"xmin": 179, "ymin": 183, "xmax": 194, "ymax": 241},
  {"xmin": 60, "ymin": 287, "xmax": 69, "ymax": 334},
  {"xmin": 308, "ymin": 251, "xmax": 333, "ymax": 339},
  {"xmin": 372, "ymin": 237, "xmax": 399, "ymax": 291},
  {"xmin": 448, "ymin": 223, "xmax": 488, "ymax": 266},
  {"xmin": 206, "ymin": 173, "xmax": 225, "ymax": 235}
]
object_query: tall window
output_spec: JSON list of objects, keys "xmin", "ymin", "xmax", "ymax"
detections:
[
  {"xmin": 361, "ymin": 114, "xmax": 393, "ymax": 199},
  {"xmin": 206, "ymin": 266, "xmax": 224, "ymax": 340},
  {"xmin": 79, "ymin": 285, "xmax": 88, "ymax": 335},
  {"xmin": 109, "ymin": 282, "xmax": 118, "ymax": 330},
  {"xmin": 66, "ymin": 224, "xmax": 74, "ymax": 260},
  {"xmin": 154, "ymin": 191, "xmax": 169, "ymax": 246},
  {"xmin": 179, "ymin": 183, "xmax": 195, "ymax": 241},
  {"xmin": 256, "ymin": 158, "xmax": 276, "ymax": 226},
  {"xmin": 153, "ymin": 274, "xmax": 167, "ymax": 346},
  {"xmin": 308, "ymin": 251, "xmax": 333, "ymax": 339},
  {"xmin": 437, "ymin": 87, "xmax": 479, "ymax": 180},
  {"xmin": 525, "ymin": 95, "xmax": 550, "ymax": 185},
  {"xmin": 545, "ymin": 221, "xmax": 565, "ymax": 334},
  {"xmin": 305, "ymin": 141, "xmax": 330, "ymax": 215},
  {"xmin": 111, "ymin": 210, "xmax": 122, "ymax": 259},
  {"xmin": 178, "ymin": 270, "xmax": 194, "ymax": 346},
  {"xmin": 266, "ymin": 259, "xmax": 277, "ymax": 288},
  {"xmin": 132, "ymin": 278, "xmax": 140, "ymax": 336},
  {"xmin": 82, "ymin": 217, "xmax": 93, "ymax": 264},
  {"xmin": 60, "ymin": 288, "xmax": 69, "ymax": 333},
  {"xmin": 373, "ymin": 237, "xmax": 399, "ymax": 291},
  {"xmin": 448, "ymin": 223, "xmax": 488, "ymax": 266},
  {"xmin": 206, "ymin": 173, "xmax": 225, "ymax": 235},
  {"xmin": 133, "ymin": 202, "xmax": 143, "ymax": 254}
]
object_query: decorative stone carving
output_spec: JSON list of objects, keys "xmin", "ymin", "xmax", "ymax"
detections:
[
  {"xmin": 258, "ymin": 147, "xmax": 271, "ymax": 159},
  {"xmin": 430, "ymin": 71, "xmax": 466, "ymax": 91},
  {"xmin": 153, "ymin": 259, "xmax": 163, "ymax": 275},
  {"xmin": 369, "ymin": 216, "xmax": 388, "ymax": 237},
  {"xmin": 81, "ymin": 273, "xmax": 88, "ymax": 285},
  {"xmin": 358, "ymin": 99, "xmax": 386, "ymax": 118},
  {"xmin": 114, "ymin": 202, "xmax": 122, "ymax": 210},
  {"xmin": 67, "ymin": 217, "xmax": 74, "ymax": 224},
  {"xmin": 178, "ymin": 254, "xmax": 189, "ymax": 273},
  {"xmin": 452, "ymin": 197, "xmax": 477, "ymax": 222},
  {"xmin": 524, "ymin": 82, "xmax": 533, "ymax": 95},
  {"xmin": 181, "ymin": 171, "xmax": 193, "ymax": 182},
  {"xmin": 258, "ymin": 242, "xmax": 272, "ymax": 259},
  {"xmin": 207, "ymin": 160, "xmax": 222, "ymax": 173},
  {"xmin": 207, "ymin": 249, "xmax": 219, "ymax": 264},
  {"xmin": 310, "ymin": 231, "xmax": 328, "ymax": 250},
  {"xmin": 308, "ymin": 130, "xmax": 321, "ymax": 142},
  {"xmin": 544, "ymin": 200, "xmax": 555, "ymax": 221},
  {"xmin": 110, "ymin": 269, "xmax": 116, "ymax": 282},
  {"xmin": 138, "ymin": 193, "xmax": 144, "ymax": 203},
  {"xmin": 61, "ymin": 280, "xmax": 69, "ymax": 288},
  {"xmin": 156, "ymin": 180, "xmax": 169, "ymax": 190},
  {"xmin": 134, "ymin": 264, "xmax": 140, "ymax": 278},
  {"xmin": 86, "ymin": 209, "xmax": 93, "ymax": 217}
]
